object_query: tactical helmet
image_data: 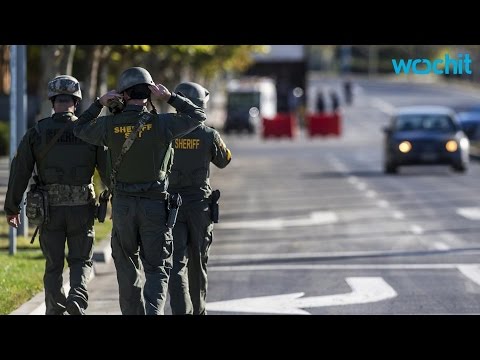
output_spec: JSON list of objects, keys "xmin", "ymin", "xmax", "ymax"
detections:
[
  {"xmin": 117, "ymin": 67, "xmax": 155, "ymax": 93},
  {"xmin": 47, "ymin": 75, "xmax": 82, "ymax": 100},
  {"xmin": 174, "ymin": 82, "xmax": 210, "ymax": 109}
]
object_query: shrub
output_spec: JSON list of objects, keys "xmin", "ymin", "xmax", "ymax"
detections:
[{"xmin": 0, "ymin": 121, "xmax": 9, "ymax": 156}]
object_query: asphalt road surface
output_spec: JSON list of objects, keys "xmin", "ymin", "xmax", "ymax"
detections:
[
  {"xmin": 6, "ymin": 77, "xmax": 480, "ymax": 315},
  {"xmin": 203, "ymin": 78, "xmax": 480, "ymax": 315}
]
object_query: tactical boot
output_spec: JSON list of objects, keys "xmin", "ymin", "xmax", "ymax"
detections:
[{"xmin": 66, "ymin": 301, "xmax": 85, "ymax": 315}]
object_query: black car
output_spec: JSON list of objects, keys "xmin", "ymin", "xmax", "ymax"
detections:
[
  {"xmin": 453, "ymin": 106, "xmax": 480, "ymax": 158},
  {"xmin": 455, "ymin": 107, "xmax": 480, "ymax": 139},
  {"xmin": 383, "ymin": 106, "xmax": 470, "ymax": 174}
]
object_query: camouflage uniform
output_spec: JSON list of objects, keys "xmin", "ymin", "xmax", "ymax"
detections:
[
  {"xmin": 4, "ymin": 75, "xmax": 108, "ymax": 315},
  {"xmin": 168, "ymin": 82, "xmax": 232, "ymax": 315},
  {"xmin": 73, "ymin": 68, "xmax": 206, "ymax": 315}
]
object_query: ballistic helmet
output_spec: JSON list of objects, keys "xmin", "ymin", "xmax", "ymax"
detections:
[
  {"xmin": 47, "ymin": 75, "xmax": 82, "ymax": 100},
  {"xmin": 117, "ymin": 67, "xmax": 155, "ymax": 93},
  {"xmin": 174, "ymin": 82, "xmax": 210, "ymax": 109}
]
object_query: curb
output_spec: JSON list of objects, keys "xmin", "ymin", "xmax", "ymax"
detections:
[
  {"xmin": 10, "ymin": 267, "xmax": 96, "ymax": 315},
  {"xmin": 92, "ymin": 235, "xmax": 112, "ymax": 264},
  {"xmin": 9, "ymin": 234, "xmax": 111, "ymax": 315}
]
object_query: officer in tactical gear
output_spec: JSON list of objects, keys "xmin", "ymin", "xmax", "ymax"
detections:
[
  {"xmin": 73, "ymin": 67, "xmax": 207, "ymax": 315},
  {"xmin": 168, "ymin": 81, "xmax": 232, "ymax": 315},
  {"xmin": 4, "ymin": 75, "xmax": 108, "ymax": 315}
]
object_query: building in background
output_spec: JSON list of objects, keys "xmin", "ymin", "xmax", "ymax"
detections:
[{"xmin": 247, "ymin": 45, "xmax": 307, "ymax": 113}]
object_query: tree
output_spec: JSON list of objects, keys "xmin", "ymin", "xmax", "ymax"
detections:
[
  {"xmin": 37, "ymin": 45, "xmax": 77, "ymax": 119},
  {"xmin": 0, "ymin": 45, "xmax": 10, "ymax": 95},
  {"xmin": 31, "ymin": 45, "xmax": 266, "ymax": 116}
]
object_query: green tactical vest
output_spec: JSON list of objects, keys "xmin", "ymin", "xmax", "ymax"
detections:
[
  {"xmin": 168, "ymin": 125, "xmax": 213, "ymax": 198},
  {"xmin": 106, "ymin": 109, "xmax": 173, "ymax": 185},
  {"xmin": 35, "ymin": 113, "xmax": 99, "ymax": 186}
]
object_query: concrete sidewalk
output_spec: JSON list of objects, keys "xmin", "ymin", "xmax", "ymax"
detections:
[
  {"xmin": 11, "ymin": 237, "xmax": 123, "ymax": 315},
  {"xmin": 10, "ymin": 236, "xmax": 183, "ymax": 315}
]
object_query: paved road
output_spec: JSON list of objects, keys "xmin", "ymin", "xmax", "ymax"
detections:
[
  {"xmin": 10, "ymin": 77, "xmax": 480, "ymax": 314},
  {"xmin": 203, "ymin": 78, "xmax": 480, "ymax": 315}
]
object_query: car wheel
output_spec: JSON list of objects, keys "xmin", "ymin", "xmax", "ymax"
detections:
[
  {"xmin": 452, "ymin": 163, "xmax": 468, "ymax": 173},
  {"xmin": 384, "ymin": 162, "xmax": 398, "ymax": 174}
]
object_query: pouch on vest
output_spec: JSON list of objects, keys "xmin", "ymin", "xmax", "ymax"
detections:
[{"xmin": 25, "ymin": 181, "xmax": 50, "ymax": 227}]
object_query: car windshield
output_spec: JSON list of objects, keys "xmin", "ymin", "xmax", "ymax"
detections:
[{"xmin": 394, "ymin": 114, "xmax": 456, "ymax": 132}]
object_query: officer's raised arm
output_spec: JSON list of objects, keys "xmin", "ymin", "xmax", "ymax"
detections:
[
  {"xmin": 95, "ymin": 145, "xmax": 109, "ymax": 189},
  {"xmin": 73, "ymin": 91, "xmax": 123, "ymax": 146},
  {"xmin": 211, "ymin": 130, "xmax": 232, "ymax": 169},
  {"xmin": 150, "ymin": 83, "xmax": 206, "ymax": 140}
]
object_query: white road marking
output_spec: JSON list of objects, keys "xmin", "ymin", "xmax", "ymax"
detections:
[
  {"xmin": 211, "ymin": 247, "xmax": 473, "ymax": 262},
  {"xmin": 215, "ymin": 211, "xmax": 338, "ymax": 230},
  {"xmin": 328, "ymin": 156, "xmax": 349, "ymax": 173},
  {"xmin": 206, "ymin": 277, "xmax": 397, "ymax": 315},
  {"xmin": 410, "ymin": 225, "xmax": 424, "ymax": 235},
  {"xmin": 456, "ymin": 207, "xmax": 480, "ymax": 220},
  {"xmin": 365, "ymin": 190, "xmax": 377, "ymax": 198},
  {"xmin": 370, "ymin": 97, "xmax": 396, "ymax": 115},
  {"xmin": 377, "ymin": 200, "xmax": 390, "ymax": 208},
  {"xmin": 433, "ymin": 242, "xmax": 450, "ymax": 251},
  {"xmin": 356, "ymin": 182, "xmax": 367, "ymax": 191},
  {"xmin": 457, "ymin": 265, "xmax": 480, "ymax": 287},
  {"xmin": 347, "ymin": 176, "xmax": 359, "ymax": 184},
  {"xmin": 392, "ymin": 211, "xmax": 405, "ymax": 219},
  {"xmin": 209, "ymin": 263, "xmax": 480, "ymax": 272}
]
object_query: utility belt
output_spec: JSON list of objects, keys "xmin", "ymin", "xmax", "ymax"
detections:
[
  {"xmin": 43, "ymin": 183, "xmax": 95, "ymax": 206},
  {"xmin": 25, "ymin": 182, "xmax": 94, "ymax": 244}
]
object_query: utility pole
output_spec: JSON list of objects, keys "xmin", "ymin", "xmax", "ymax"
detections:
[
  {"xmin": 16, "ymin": 45, "xmax": 28, "ymax": 237},
  {"xmin": 8, "ymin": 45, "xmax": 27, "ymax": 254},
  {"xmin": 9, "ymin": 45, "xmax": 18, "ymax": 255}
]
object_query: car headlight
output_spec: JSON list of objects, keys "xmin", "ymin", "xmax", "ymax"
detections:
[
  {"xmin": 445, "ymin": 140, "xmax": 458, "ymax": 152},
  {"xmin": 399, "ymin": 141, "xmax": 412, "ymax": 153}
]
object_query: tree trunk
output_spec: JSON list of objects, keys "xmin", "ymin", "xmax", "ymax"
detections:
[
  {"xmin": 38, "ymin": 46, "xmax": 61, "ymax": 119},
  {"xmin": 59, "ymin": 45, "xmax": 76, "ymax": 75},
  {"xmin": 80, "ymin": 45, "xmax": 112, "ymax": 113},
  {"xmin": 0, "ymin": 45, "xmax": 10, "ymax": 95}
]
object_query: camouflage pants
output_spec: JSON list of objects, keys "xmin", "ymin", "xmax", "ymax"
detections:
[
  {"xmin": 111, "ymin": 195, "xmax": 173, "ymax": 315},
  {"xmin": 39, "ymin": 204, "xmax": 95, "ymax": 315},
  {"xmin": 168, "ymin": 203, "xmax": 213, "ymax": 315}
]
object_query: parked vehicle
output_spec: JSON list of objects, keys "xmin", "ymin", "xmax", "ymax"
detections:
[{"xmin": 224, "ymin": 77, "xmax": 276, "ymax": 134}]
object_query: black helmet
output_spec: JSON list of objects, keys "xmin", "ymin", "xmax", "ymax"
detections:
[
  {"xmin": 48, "ymin": 75, "xmax": 82, "ymax": 100},
  {"xmin": 117, "ymin": 67, "xmax": 155, "ymax": 93},
  {"xmin": 174, "ymin": 82, "xmax": 210, "ymax": 109}
]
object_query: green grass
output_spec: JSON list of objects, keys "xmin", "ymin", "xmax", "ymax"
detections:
[
  {"xmin": 0, "ymin": 121, "xmax": 9, "ymax": 156},
  {"xmin": 0, "ymin": 144, "xmax": 111, "ymax": 314},
  {"xmin": 0, "ymin": 251, "xmax": 45, "ymax": 314},
  {"xmin": 0, "ymin": 219, "xmax": 112, "ymax": 315},
  {"xmin": 94, "ymin": 218, "xmax": 112, "ymax": 243}
]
